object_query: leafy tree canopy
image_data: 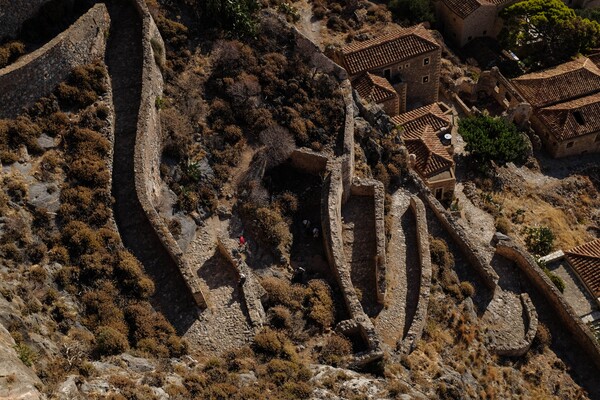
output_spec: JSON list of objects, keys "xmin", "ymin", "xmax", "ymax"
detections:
[
  {"xmin": 500, "ymin": 0, "xmax": 600, "ymax": 68},
  {"xmin": 188, "ymin": 0, "xmax": 260, "ymax": 37},
  {"xmin": 458, "ymin": 115, "xmax": 528, "ymax": 169},
  {"xmin": 388, "ymin": 0, "xmax": 435, "ymax": 24}
]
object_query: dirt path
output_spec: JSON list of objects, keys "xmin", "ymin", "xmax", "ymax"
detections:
[
  {"xmin": 105, "ymin": 0, "xmax": 197, "ymax": 334},
  {"xmin": 342, "ymin": 196, "xmax": 380, "ymax": 317},
  {"xmin": 295, "ymin": 0, "xmax": 322, "ymax": 48}
]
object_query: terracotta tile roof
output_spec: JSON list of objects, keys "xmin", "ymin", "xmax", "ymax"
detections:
[
  {"xmin": 341, "ymin": 25, "xmax": 439, "ymax": 76},
  {"xmin": 441, "ymin": 0, "xmax": 483, "ymax": 19},
  {"xmin": 354, "ymin": 73, "xmax": 398, "ymax": 103},
  {"xmin": 565, "ymin": 239, "xmax": 600, "ymax": 298},
  {"xmin": 512, "ymin": 57, "xmax": 600, "ymax": 108},
  {"xmin": 404, "ymin": 125, "xmax": 454, "ymax": 178},
  {"xmin": 536, "ymin": 92, "xmax": 600, "ymax": 141},
  {"xmin": 391, "ymin": 103, "xmax": 451, "ymax": 139},
  {"xmin": 589, "ymin": 52, "xmax": 600, "ymax": 68}
]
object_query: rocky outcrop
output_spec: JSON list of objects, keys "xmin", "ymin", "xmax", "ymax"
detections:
[
  {"xmin": 0, "ymin": 4, "xmax": 110, "ymax": 118},
  {"xmin": 0, "ymin": 323, "xmax": 43, "ymax": 400}
]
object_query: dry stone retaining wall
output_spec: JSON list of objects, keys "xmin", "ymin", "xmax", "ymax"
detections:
[
  {"xmin": 495, "ymin": 240, "xmax": 600, "ymax": 368},
  {"xmin": 411, "ymin": 172, "xmax": 499, "ymax": 289},
  {"xmin": 289, "ymin": 148, "xmax": 329, "ymax": 175},
  {"xmin": 129, "ymin": 0, "xmax": 207, "ymax": 308},
  {"xmin": 399, "ymin": 196, "xmax": 432, "ymax": 354},
  {"xmin": 490, "ymin": 293, "xmax": 538, "ymax": 357},
  {"xmin": 0, "ymin": 4, "xmax": 109, "ymax": 118},
  {"xmin": 0, "ymin": 0, "xmax": 51, "ymax": 41}
]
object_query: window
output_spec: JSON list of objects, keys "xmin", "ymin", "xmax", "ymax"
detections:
[
  {"xmin": 423, "ymin": 57, "xmax": 430, "ymax": 66},
  {"xmin": 404, "ymin": 63, "xmax": 410, "ymax": 68},
  {"xmin": 384, "ymin": 68, "xmax": 391, "ymax": 80},
  {"xmin": 398, "ymin": 65, "xmax": 402, "ymax": 71},
  {"xmin": 435, "ymin": 188, "xmax": 443, "ymax": 200},
  {"xmin": 422, "ymin": 75, "xmax": 429, "ymax": 83},
  {"xmin": 573, "ymin": 111, "xmax": 585, "ymax": 125},
  {"xmin": 566, "ymin": 141, "xmax": 574, "ymax": 148}
]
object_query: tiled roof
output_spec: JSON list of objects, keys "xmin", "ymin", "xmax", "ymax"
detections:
[
  {"xmin": 536, "ymin": 92, "xmax": 600, "ymax": 141},
  {"xmin": 441, "ymin": 0, "xmax": 482, "ymax": 19},
  {"xmin": 354, "ymin": 73, "xmax": 398, "ymax": 103},
  {"xmin": 404, "ymin": 125, "xmax": 454, "ymax": 178},
  {"xmin": 565, "ymin": 239, "xmax": 600, "ymax": 298},
  {"xmin": 391, "ymin": 103, "xmax": 451, "ymax": 139},
  {"xmin": 589, "ymin": 52, "xmax": 600, "ymax": 68},
  {"xmin": 512, "ymin": 57, "xmax": 600, "ymax": 108},
  {"xmin": 341, "ymin": 25, "xmax": 439, "ymax": 76}
]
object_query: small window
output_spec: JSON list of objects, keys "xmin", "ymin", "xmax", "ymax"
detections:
[
  {"xmin": 423, "ymin": 57, "xmax": 430, "ymax": 66},
  {"xmin": 422, "ymin": 75, "xmax": 429, "ymax": 83},
  {"xmin": 404, "ymin": 63, "xmax": 410, "ymax": 68},
  {"xmin": 573, "ymin": 111, "xmax": 585, "ymax": 125},
  {"xmin": 384, "ymin": 69, "xmax": 391, "ymax": 80},
  {"xmin": 566, "ymin": 141, "xmax": 574, "ymax": 148},
  {"xmin": 398, "ymin": 65, "xmax": 402, "ymax": 71}
]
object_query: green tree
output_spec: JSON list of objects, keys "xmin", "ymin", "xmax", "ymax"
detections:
[
  {"xmin": 388, "ymin": 0, "xmax": 435, "ymax": 24},
  {"xmin": 458, "ymin": 115, "xmax": 528, "ymax": 169},
  {"xmin": 500, "ymin": 0, "xmax": 600, "ymax": 68},
  {"xmin": 192, "ymin": 0, "xmax": 260, "ymax": 37},
  {"xmin": 523, "ymin": 226, "xmax": 555, "ymax": 256}
]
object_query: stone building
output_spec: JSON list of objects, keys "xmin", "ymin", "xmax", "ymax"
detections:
[
  {"xmin": 511, "ymin": 57, "xmax": 600, "ymax": 158},
  {"xmin": 565, "ymin": 239, "xmax": 600, "ymax": 304},
  {"xmin": 339, "ymin": 24, "xmax": 441, "ymax": 115},
  {"xmin": 394, "ymin": 118, "xmax": 455, "ymax": 200},
  {"xmin": 433, "ymin": 0, "xmax": 519, "ymax": 47}
]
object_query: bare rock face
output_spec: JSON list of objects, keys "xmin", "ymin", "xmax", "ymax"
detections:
[{"xmin": 0, "ymin": 323, "xmax": 43, "ymax": 400}]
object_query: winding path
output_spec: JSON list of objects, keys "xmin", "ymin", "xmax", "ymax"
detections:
[{"xmin": 105, "ymin": 0, "xmax": 197, "ymax": 333}]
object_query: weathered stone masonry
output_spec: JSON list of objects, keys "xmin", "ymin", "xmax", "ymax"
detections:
[
  {"xmin": 0, "ymin": 0, "xmax": 51, "ymax": 41},
  {"xmin": 129, "ymin": 0, "xmax": 207, "ymax": 308},
  {"xmin": 0, "ymin": 4, "xmax": 110, "ymax": 118}
]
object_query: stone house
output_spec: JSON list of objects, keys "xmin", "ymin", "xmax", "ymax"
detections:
[
  {"xmin": 511, "ymin": 57, "xmax": 600, "ymax": 158},
  {"xmin": 392, "ymin": 105, "xmax": 455, "ymax": 200},
  {"xmin": 339, "ymin": 24, "xmax": 441, "ymax": 115},
  {"xmin": 564, "ymin": 239, "xmax": 600, "ymax": 305},
  {"xmin": 433, "ymin": 0, "xmax": 519, "ymax": 47}
]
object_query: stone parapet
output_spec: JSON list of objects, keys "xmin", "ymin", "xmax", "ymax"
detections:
[
  {"xmin": 495, "ymin": 239, "xmax": 600, "ymax": 368},
  {"xmin": 490, "ymin": 293, "xmax": 538, "ymax": 357},
  {"xmin": 0, "ymin": 4, "xmax": 110, "ymax": 118},
  {"xmin": 129, "ymin": 0, "xmax": 206, "ymax": 308},
  {"xmin": 399, "ymin": 196, "xmax": 432, "ymax": 354},
  {"xmin": 289, "ymin": 148, "xmax": 329, "ymax": 175},
  {"xmin": 411, "ymin": 172, "xmax": 499, "ymax": 289}
]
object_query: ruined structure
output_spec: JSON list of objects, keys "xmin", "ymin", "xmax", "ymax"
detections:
[
  {"xmin": 433, "ymin": 0, "xmax": 519, "ymax": 47},
  {"xmin": 0, "ymin": 0, "xmax": 51, "ymax": 41},
  {"xmin": 337, "ymin": 25, "xmax": 441, "ymax": 115}
]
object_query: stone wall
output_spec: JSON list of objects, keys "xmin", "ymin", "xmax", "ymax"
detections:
[
  {"xmin": 216, "ymin": 238, "xmax": 266, "ymax": 329},
  {"xmin": 350, "ymin": 179, "xmax": 387, "ymax": 304},
  {"xmin": 495, "ymin": 239, "xmax": 600, "ymax": 368},
  {"xmin": 0, "ymin": 4, "xmax": 110, "ymax": 118},
  {"xmin": 399, "ymin": 196, "xmax": 433, "ymax": 354},
  {"xmin": 0, "ymin": 0, "xmax": 51, "ymax": 41},
  {"xmin": 0, "ymin": 323, "xmax": 43, "ymax": 400},
  {"xmin": 476, "ymin": 68, "xmax": 532, "ymax": 127},
  {"xmin": 289, "ymin": 148, "xmax": 329, "ymax": 175},
  {"xmin": 411, "ymin": 172, "xmax": 499, "ymax": 289},
  {"xmin": 129, "ymin": 0, "xmax": 207, "ymax": 308},
  {"xmin": 490, "ymin": 293, "xmax": 538, "ymax": 357}
]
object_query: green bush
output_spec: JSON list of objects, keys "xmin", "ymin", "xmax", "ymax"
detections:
[{"xmin": 523, "ymin": 226, "xmax": 555, "ymax": 256}]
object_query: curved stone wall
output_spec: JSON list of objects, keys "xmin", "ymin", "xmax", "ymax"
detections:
[
  {"xmin": 0, "ymin": 4, "xmax": 109, "ymax": 118},
  {"xmin": 0, "ymin": 0, "xmax": 51, "ymax": 41},
  {"xmin": 399, "ymin": 196, "xmax": 432, "ymax": 354},
  {"xmin": 490, "ymin": 293, "xmax": 538, "ymax": 357},
  {"xmin": 130, "ymin": 0, "xmax": 207, "ymax": 307},
  {"xmin": 496, "ymin": 239, "xmax": 600, "ymax": 368}
]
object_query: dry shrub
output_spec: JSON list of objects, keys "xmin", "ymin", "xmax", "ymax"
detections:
[
  {"xmin": 259, "ymin": 125, "xmax": 297, "ymax": 169},
  {"xmin": 261, "ymin": 277, "xmax": 307, "ymax": 311},
  {"xmin": 253, "ymin": 327, "xmax": 297, "ymax": 361},
  {"xmin": 430, "ymin": 237, "xmax": 454, "ymax": 269},
  {"xmin": 0, "ymin": 41, "xmax": 25, "ymax": 68},
  {"xmin": 319, "ymin": 334, "xmax": 352, "ymax": 366},
  {"xmin": 95, "ymin": 326, "xmax": 129, "ymax": 356},
  {"xmin": 268, "ymin": 305, "xmax": 292, "ymax": 329},
  {"xmin": 306, "ymin": 279, "xmax": 335, "ymax": 329},
  {"xmin": 460, "ymin": 281, "xmax": 475, "ymax": 298}
]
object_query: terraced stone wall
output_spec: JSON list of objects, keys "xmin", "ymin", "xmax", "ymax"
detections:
[
  {"xmin": 0, "ymin": 4, "xmax": 109, "ymax": 118},
  {"xmin": 130, "ymin": 0, "xmax": 207, "ymax": 308},
  {"xmin": 496, "ymin": 239, "xmax": 600, "ymax": 368}
]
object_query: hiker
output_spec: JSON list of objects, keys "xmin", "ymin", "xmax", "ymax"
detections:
[
  {"xmin": 303, "ymin": 219, "xmax": 311, "ymax": 235},
  {"xmin": 313, "ymin": 227, "xmax": 319, "ymax": 239},
  {"xmin": 239, "ymin": 273, "xmax": 246, "ymax": 285},
  {"xmin": 239, "ymin": 236, "xmax": 246, "ymax": 247}
]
